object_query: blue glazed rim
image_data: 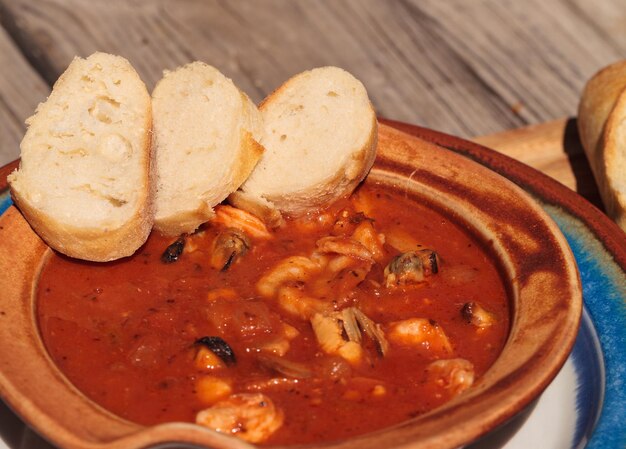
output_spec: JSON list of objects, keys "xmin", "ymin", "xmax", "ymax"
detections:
[
  {"xmin": 1, "ymin": 119, "xmax": 624, "ymax": 448},
  {"xmin": 382, "ymin": 120, "xmax": 626, "ymax": 449}
]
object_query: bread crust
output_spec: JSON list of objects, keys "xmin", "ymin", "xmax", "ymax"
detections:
[
  {"xmin": 8, "ymin": 52, "xmax": 154, "ymax": 262},
  {"xmin": 10, "ymin": 176, "xmax": 153, "ymax": 261},
  {"xmin": 578, "ymin": 61, "xmax": 626, "ymax": 231}
]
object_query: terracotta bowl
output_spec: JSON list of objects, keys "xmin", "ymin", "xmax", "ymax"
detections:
[{"xmin": 0, "ymin": 123, "xmax": 581, "ymax": 449}]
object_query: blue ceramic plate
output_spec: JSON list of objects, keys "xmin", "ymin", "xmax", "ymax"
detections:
[{"xmin": 0, "ymin": 121, "xmax": 624, "ymax": 449}]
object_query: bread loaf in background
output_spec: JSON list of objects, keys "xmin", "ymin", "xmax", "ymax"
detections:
[
  {"xmin": 8, "ymin": 52, "xmax": 153, "ymax": 262},
  {"xmin": 152, "ymin": 62, "xmax": 264, "ymax": 236},
  {"xmin": 578, "ymin": 61, "xmax": 626, "ymax": 232},
  {"xmin": 230, "ymin": 66, "xmax": 377, "ymax": 222}
]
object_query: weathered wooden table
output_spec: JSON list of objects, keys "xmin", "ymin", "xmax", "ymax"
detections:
[{"xmin": 1, "ymin": 0, "xmax": 625, "ymax": 208}]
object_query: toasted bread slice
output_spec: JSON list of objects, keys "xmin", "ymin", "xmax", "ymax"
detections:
[
  {"xmin": 578, "ymin": 61, "xmax": 626, "ymax": 231},
  {"xmin": 8, "ymin": 52, "xmax": 153, "ymax": 262},
  {"xmin": 230, "ymin": 66, "xmax": 377, "ymax": 220},
  {"xmin": 152, "ymin": 62, "xmax": 264, "ymax": 236}
]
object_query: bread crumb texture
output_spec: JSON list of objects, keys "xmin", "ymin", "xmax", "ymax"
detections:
[
  {"xmin": 9, "ymin": 52, "xmax": 151, "ymax": 226},
  {"xmin": 240, "ymin": 66, "xmax": 377, "ymax": 215},
  {"xmin": 152, "ymin": 62, "xmax": 263, "ymax": 235}
]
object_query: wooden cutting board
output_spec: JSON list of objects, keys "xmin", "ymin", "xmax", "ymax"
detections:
[{"xmin": 473, "ymin": 117, "xmax": 603, "ymax": 209}]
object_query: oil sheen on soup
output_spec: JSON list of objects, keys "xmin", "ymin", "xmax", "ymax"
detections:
[{"xmin": 37, "ymin": 185, "xmax": 510, "ymax": 445}]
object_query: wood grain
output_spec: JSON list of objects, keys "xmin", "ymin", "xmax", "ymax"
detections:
[{"xmin": 0, "ymin": 24, "xmax": 48, "ymax": 163}]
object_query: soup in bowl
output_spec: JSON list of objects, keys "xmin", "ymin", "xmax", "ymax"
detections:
[{"xmin": 0, "ymin": 123, "xmax": 581, "ymax": 449}]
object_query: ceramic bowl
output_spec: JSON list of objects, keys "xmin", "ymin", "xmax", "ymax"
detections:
[{"xmin": 0, "ymin": 123, "xmax": 582, "ymax": 449}]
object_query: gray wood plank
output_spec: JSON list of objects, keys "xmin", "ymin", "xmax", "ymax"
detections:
[
  {"xmin": 0, "ymin": 24, "xmax": 49, "ymax": 166},
  {"xmin": 415, "ymin": 0, "xmax": 626, "ymax": 130},
  {"xmin": 1, "ymin": 0, "xmax": 625, "ymax": 139}
]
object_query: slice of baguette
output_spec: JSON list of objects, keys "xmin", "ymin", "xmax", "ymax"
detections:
[
  {"xmin": 8, "ymin": 52, "xmax": 153, "ymax": 262},
  {"xmin": 152, "ymin": 62, "xmax": 264, "ymax": 236},
  {"xmin": 230, "ymin": 66, "xmax": 377, "ymax": 220},
  {"xmin": 578, "ymin": 61, "xmax": 626, "ymax": 232}
]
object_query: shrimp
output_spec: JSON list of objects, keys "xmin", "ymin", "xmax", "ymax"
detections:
[
  {"xmin": 257, "ymin": 223, "xmax": 383, "ymax": 321},
  {"xmin": 212, "ymin": 205, "xmax": 272, "ymax": 239},
  {"xmin": 313, "ymin": 235, "xmax": 376, "ymax": 297},
  {"xmin": 426, "ymin": 358, "xmax": 475, "ymax": 396},
  {"xmin": 316, "ymin": 236, "xmax": 374, "ymax": 262},
  {"xmin": 387, "ymin": 318, "xmax": 453, "ymax": 355},
  {"xmin": 257, "ymin": 256, "xmax": 332, "ymax": 320},
  {"xmin": 308, "ymin": 254, "xmax": 372, "ymax": 300},
  {"xmin": 351, "ymin": 220, "xmax": 385, "ymax": 262},
  {"xmin": 277, "ymin": 286, "xmax": 331, "ymax": 320},
  {"xmin": 195, "ymin": 393, "xmax": 284, "ymax": 443},
  {"xmin": 326, "ymin": 254, "xmax": 357, "ymax": 274},
  {"xmin": 256, "ymin": 256, "xmax": 322, "ymax": 298}
]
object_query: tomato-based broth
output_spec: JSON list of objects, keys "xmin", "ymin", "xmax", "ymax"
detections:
[{"xmin": 37, "ymin": 185, "xmax": 509, "ymax": 445}]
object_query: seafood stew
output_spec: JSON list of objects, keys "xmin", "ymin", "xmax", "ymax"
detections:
[{"xmin": 37, "ymin": 184, "xmax": 509, "ymax": 445}]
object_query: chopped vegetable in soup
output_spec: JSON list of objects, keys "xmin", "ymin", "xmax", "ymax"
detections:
[{"xmin": 37, "ymin": 185, "xmax": 509, "ymax": 445}]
